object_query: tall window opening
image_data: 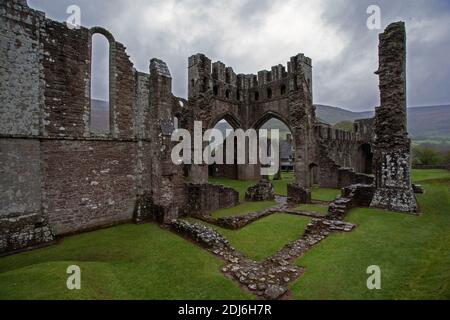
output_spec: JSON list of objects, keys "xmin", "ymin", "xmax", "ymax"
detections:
[{"xmin": 90, "ymin": 33, "xmax": 110, "ymax": 133}]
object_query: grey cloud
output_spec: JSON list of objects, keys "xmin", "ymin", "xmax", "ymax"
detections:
[{"xmin": 28, "ymin": 0, "xmax": 450, "ymax": 111}]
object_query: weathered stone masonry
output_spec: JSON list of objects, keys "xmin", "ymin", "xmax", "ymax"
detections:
[
  {"xmin": 371, "ymin": 22, "xmax": 418, "ymax": 213},
  {"xmin": 0, "ymin": 0, "xmax": 175, "ymax": 252},
  {"xmin": 1, "ymin": 0, "xmax": 417, "ymax": 255},
  {"xmin": 0, "ymin": 0, "xmax": 239, "ymax": 253}
]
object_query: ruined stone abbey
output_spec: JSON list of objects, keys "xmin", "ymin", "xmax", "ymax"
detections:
[{"xmin": 1, "ymin": 0, "xmax": 418, "ymax": 255}]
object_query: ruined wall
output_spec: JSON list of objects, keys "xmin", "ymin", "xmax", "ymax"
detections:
[
  {"xmin": 0, "ymin": 0, "xmax": 52, "ymax": 253},
  {"xmin": 313, "ymin": 123, "xmax": 374, "ymax": 188},
  {"xmin": 185, "ymin": 51, "xmax": 375, "ymax": 190},
  {"xmin": 0, "ymin": 0, "xmax": 184, "ymax": 253},
  {"xmin": 146, "ymin": 59, "xmax": 184, "ymax": 223},
  {"xmin": 370, "ymin": 22, "xmax": 418, "ymax": 213},
  {"xmin": 187, "ymin": 53, "xmax": 316, "ymax": 187},
  {"xmin": 0, "ymin": 0, "xmax": 44, "ymax": 137},
  {"xmin": 184, "ymin": 183, "xmax": 239, "ymax": 216},
  {"xmin": 41, "ymin": 140, "xmax": 137, "ymax": 235},
  {"xmin": 42, "ymin": 20, "xmax": 90, "ymax": 137}
]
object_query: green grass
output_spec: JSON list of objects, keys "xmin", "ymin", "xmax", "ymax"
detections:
[
  {"xmin": 0, "ymin": 224, "xmax": 253, "ymax": 300},
  {"xmin": 272, "ymin": 172, "xmax": 295, "ymax": 196},
  {"xmin": 1, "ymin": 169, "xmax": 448, "ymax": 300},
  {"xmin": 290, "ymin": 174, "xmax": 450, "ymax": 300},
  {"xmin": 295, "ymin": 204, "xmax": 329, "ymax": 215},
  {"xmin": 311, "ymin": 187, "xmax": 341, "ymax": 202},
  {"xmin": 412, "ymin": 169, "xmax": 450, "ymax": 183},
  {"xmin": 186, "ymin": 214, "xmax": 311, "ymax": 261},
  {"xmin": 210, "ymin": 173, "xmax": 341, "ymax": 203},
  {"xmin": 211, "ymin": 201, "xmax": 277, "ymax": 218}
]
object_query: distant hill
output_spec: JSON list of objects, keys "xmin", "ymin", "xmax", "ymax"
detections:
[
  {"xmin": 314, "ymin": 104, "xmax": 373, "ymax": 124},
  {"xmin": 406, "ymin": 105, "xmax": 450, "ymax": 139},
  {"xmin": 92, "ymin": 99, "xmax": 450, "ymax": 140},
  {"xmin": 315, "ymin": 104, "xmax": 450, "ymax": 139}
]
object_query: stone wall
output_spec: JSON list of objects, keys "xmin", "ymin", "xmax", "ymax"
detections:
[
  {"xmin": 41, "ymin": 140, "xmax": 137, "ymax": 235},
  {"xmin": 312, "ymin": 123, "xmax": 374, "ymax": 188},
  {"xmin": 0, "ymin": 1, "xmax": 186, "ymax": 253},
  {"xmin": 0, "ymin": 0, "xmax": 44, "ymax": 137},
  {"xmin": 184, "ymin": 184, "xmax": 240, "ymax": 216}
]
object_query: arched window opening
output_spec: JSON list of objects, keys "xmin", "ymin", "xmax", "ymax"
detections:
[
  {"xmin": 225, "ymin": 89, "xmax": 231, "ymax": 99},
  {"xmin": 280, "ymin": 84, "xmax": 287, "ymax": 95},
  {"xmin": 208, "ymin": 119, "xmax": 237, "ymax": 180},
  {"xmin": 267, "ymin": 88, "xmax": 273, "ymax": 99},
  {"xmin": 254, "ymin": 91, "xmax": 260, "ymax": 101},
  {"xmin": 237, "ymin": 90, "xmax": 241, "ymax": 101},
  {"xmin": 258, "ymin": 117, "xmax": 294, "ymax": 182},
  {"xmin": 90, "ymin": 33, "xmax": 110, "ymax": 133}
]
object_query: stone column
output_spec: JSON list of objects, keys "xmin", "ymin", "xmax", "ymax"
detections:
[
  {"xmin": 138, "ymin": 59, "xmax": 181, "ymax": 223},
  {"xmin": 370, "ymin": 22, "xmax": 418, "ymax": 213}
]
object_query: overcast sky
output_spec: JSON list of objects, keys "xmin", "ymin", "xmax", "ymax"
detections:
[{"xmin": 28, "ymin": 0, "xmax": 450, "ymax": 111}]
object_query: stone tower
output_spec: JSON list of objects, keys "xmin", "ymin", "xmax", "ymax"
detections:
[{"xmin": 370, "ymin": 22, "xmax": 418, "ymax": 213}]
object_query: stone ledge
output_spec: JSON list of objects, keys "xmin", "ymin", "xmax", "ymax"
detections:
[{"xmin": 0, "ymin": 213, "xmax": 54, "ymax": 254}]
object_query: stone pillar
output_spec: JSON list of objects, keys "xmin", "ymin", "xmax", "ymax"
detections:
[
  {"xmin": 187, "ymin": 54, "xmax": 210, "ymax": 184},
  {"xmin": 370, "ymin": 22, "xmax": 418, "ymax": 213},
  {"xmin": 136, "ymin": 59, "xmax": 182, "ymax": 223}
]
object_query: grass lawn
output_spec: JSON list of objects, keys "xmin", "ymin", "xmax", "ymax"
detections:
[
  {"xmin": 211, "ymin": 201, "xmax": 277, "ymax": 218},
  {"xmin": 211, "ymin": 173, "xmax": 341, "ymax": 203},
  {"xmin": 1, "ymin": 169, "xmax": 448, "ymax": 300},
  {"xmin": 272, "ymin": 172, "xmax": 295, "ymax": 195},
  {"xmin": 0, "ymin": 224, "xmax": 253, "ymax": 300},
  {"xmin": 295, "ymin": 204, "xmax": 329, "ymax": 215},
  {"xmin": 291, "ymin": 170, "xmax": 450, "ymax": 300},
  {"xmin": 311, "ymin": 187, "xmax": 341, "ymax": 202},
  {"xmin": 185, "ymin": 214, "xmax": 311, "ymax": 261},
  {"xmin": 412, "ymin": 169, "xmax": 450, "ymax": 182}
]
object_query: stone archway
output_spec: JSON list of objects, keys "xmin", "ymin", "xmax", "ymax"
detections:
[
  {"xmin": 208, "ymin": 113, "xmax": 242, "ymax": 180},
  {"xmin": 251, "ymin": 111, "xmax": 295, "ymax": 180}
]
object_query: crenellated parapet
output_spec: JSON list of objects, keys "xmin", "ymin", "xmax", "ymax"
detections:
[{"xmin": 188, "ymin": 53, "xmax": 312, "ymax": 104}]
